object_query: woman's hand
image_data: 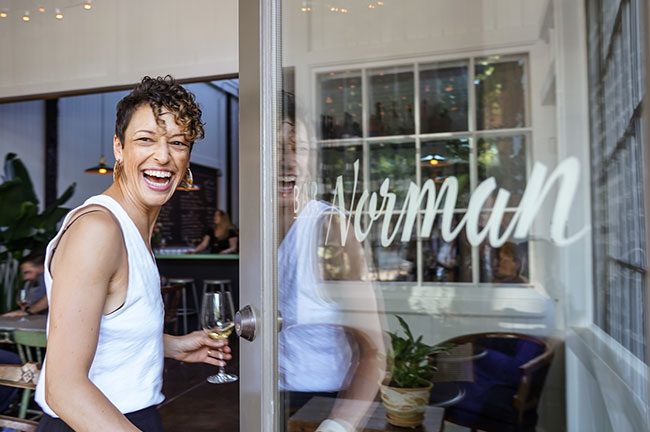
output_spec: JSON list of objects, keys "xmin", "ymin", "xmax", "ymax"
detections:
[{"xmin": 164, "ymin": 331, "xmax": 232, "ymax": 367}]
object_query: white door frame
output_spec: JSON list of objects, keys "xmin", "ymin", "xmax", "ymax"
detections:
[{"xmin": 239, "ymin": 0, "xmax": 281, "ymax": 430}]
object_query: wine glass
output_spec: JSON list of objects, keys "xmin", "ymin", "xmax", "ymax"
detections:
[
  {"xmin": 16, "ymin": 289, "xmax": 29, "ymax": 321},
  {"xmin": 201, "ymin": 291, "xmax": 238, "ymax": 384}
]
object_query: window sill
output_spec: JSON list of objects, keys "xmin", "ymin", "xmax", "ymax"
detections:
[{"xmin": 322, "ymin": 281, "xmax": 553, "ymax": 319}]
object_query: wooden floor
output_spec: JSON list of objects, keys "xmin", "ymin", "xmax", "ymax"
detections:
[{"xmin": 158, "ymin": 339, "xmax": 240, "ymax": 432}]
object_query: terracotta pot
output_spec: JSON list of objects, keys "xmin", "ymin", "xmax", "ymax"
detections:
[{"xmin": 380, "ymin": 382, "xmax": 433, "ymax": 428}]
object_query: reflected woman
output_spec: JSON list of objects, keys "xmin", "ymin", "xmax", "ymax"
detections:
[
  {"xmin": 278, "ymin": 107, "xmax": 386, "ymax": 431},
  {"xmin": 34, "ymin": 76, "xmax": 231, "ymax": 431}
]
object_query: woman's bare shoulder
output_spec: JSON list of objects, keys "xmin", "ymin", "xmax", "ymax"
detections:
[{"xmin": 53, "ymin": 205, "xmax": 124, "ymax": 268}]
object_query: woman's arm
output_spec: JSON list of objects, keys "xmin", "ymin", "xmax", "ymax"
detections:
[
  {"xmin": 218, "ymin": 236, "xmax": 238, "ymax": 254},
  {"xmin": 188, "ymin": 235, "xmax": 210, "ymax": 254},
  {"xmin": 45, "ymin": 211, "xmax": 139, "ymax": 432}
]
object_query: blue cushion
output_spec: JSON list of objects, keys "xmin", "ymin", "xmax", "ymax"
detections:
[{"xmin": 445, "ymin": 338, "xmax": 545, "ymax": 428}]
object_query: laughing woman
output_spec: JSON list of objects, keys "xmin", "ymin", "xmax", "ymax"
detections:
[{"xmin": 34, "ymin": 76, "xmax": 231, "ymax": 431}]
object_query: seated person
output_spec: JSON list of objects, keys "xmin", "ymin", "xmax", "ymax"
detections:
[
  {"xmin": 189, "ymin": 210, "xmax": 238, "ymax": 254},
  {"xmin": 3, "ymin": 254, "xmax": 48, "ymax": 317}
]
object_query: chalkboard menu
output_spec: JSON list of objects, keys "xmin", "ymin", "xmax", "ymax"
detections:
[{"xmin": 156, "ymin": 163, "xmax": 218, "ymax": 246}]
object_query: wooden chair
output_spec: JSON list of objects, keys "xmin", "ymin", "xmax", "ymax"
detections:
[
  {"xmin": 0, "ymin": 361, "xmax": 40, "ymax": 431},
  {"xmin": 13, "ymin": 330, "xmax": 46, "ymax": 420},
  {"xmin": 429, "ymin": 332, "xmax": 555, "ymax": 432},
  {"xmin": 162, "ymin": 284, "xmax": 185, "ymax": 335}
]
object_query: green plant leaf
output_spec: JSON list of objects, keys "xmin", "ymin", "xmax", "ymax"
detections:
[
  {"xmin": 387, "ymin": 314, "xmax": 453, "ymax": 388},
  {"xmin": 3, "ymin": 153, "xmax": 38, "ymax": 205},
  {"xmin": 395, "ymin": 315, "xmax": 414, "ymax": 341}
]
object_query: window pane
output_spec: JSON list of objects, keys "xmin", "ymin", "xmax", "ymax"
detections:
[
  {"xmin": 368, "ymin": 213, "xmax": 417, "ymax": 282},
  {"xmin": 369, "ymin": 140, "xmax": 416, "ymax": 208},
  {"xmin": 421, "ymin": 138, "xmax": 471, "ymax": 208},
  {"xmin": 475, "ymin": 56, "xmax": 527, "ymax": 130},
  {"xmin": 317, "ymin": 70, "xmax": 362, "ymax": 139},
  {"xmin": 479, "ymin": 213, "xmax": 530, "ymax": 283},
  {"xmin": 422, "ymin": 215, "xmax": 472, "ymax": 282},
  {"xmin": 368, "ymin": 66, "xmax": 415, "ymax": 137},
  {"xmin": 318, "ymin": 143, "xmax": 364, "ymax": 204},
  {"xmin": 478, "ymin": 135, "xmax": 527, "ymax": 208},
  {"xmin": 420, "ymin": 61, "xmax": 469, "ymax": 133}
]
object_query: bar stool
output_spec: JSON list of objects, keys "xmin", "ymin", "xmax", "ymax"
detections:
[
  {"xmin": 201, "ymin": 279, "xmax": 232, "ymax": 299},
  {"xmin": 167, "ymin": 278, "xmax": 199, "ymax": 334}
]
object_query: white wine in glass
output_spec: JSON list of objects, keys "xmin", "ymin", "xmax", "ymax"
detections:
[{"xmin": 201, "ymin": 291, "xmax": 238, "ymax": 384}]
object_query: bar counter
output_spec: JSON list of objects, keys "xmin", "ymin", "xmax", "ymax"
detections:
[{"xmin": 155, "ymin": 253, "xmax": 240, "ymax": 310}]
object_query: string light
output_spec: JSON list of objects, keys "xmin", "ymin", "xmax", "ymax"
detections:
[{"xmin": 0, "ymin": 2, "xmax": 99, "ymax": 23}]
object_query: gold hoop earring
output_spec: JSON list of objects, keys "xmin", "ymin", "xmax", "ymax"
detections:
[
  {"xmin": 182, "ymin": 167, "xmax": 193, "ymax": 189},
  {"xmin": 113, "ymin": 160, "xmax": 122, "ymax": 182}
]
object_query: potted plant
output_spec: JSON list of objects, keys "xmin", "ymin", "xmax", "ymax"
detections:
[
  {"xmin": 380, "ymin": 315, "xmax": 452, "ymax": 428},
  {"xmin": 0, "ymin": 153, "xmax": 75, "ymax": 312}
]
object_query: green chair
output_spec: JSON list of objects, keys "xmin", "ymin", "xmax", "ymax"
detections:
[{"xmin": 12, "ymin": 330, "xmax": 46, "ymax": 420}]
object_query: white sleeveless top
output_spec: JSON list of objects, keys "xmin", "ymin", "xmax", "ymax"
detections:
[
  {"xmin": 35, "ymin": 195, "xmax": 165, "ymax": 416},
  {"xmin": 278, "ymin": 200, "xmax": 358, "ymax": 392}
]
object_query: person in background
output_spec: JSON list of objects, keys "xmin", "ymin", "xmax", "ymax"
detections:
[
  {"xmin": 189, "ymin": 209, "xmax": 238, "ymax": 254},
  {"xmin": 34, "ymin": 76, "xmax": 231, "ymax": 431},
  {"xmin": 2, "ymin": 254, "xmax": 48, "ymax": 317}
]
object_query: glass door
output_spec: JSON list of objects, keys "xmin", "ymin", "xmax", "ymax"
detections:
[{"xmin": 239, "ymin": 1, "xmax": 650, "ymax": 431}]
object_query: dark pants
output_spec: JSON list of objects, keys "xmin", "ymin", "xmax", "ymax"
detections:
[{"xmin": 36, "ymin": 406, "xmax": 163, "ymax": 431}]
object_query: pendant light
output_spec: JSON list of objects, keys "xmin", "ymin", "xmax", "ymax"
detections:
[{"xmin": 85, "ymin": 94, "xmax": 113, "ymax": 175}]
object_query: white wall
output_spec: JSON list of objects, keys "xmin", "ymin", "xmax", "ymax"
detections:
[
  {"xmin": 0, "ymin": 100, "xmax": 45, "ymax": 207},
  {"xmin": 0, "ymin": 0, "xmax": 238, "ymax": 99}
]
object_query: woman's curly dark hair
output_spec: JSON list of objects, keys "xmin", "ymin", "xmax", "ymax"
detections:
[{"xmin": 115, "ymin": 75, "xmax": 205, "ymax": 149}]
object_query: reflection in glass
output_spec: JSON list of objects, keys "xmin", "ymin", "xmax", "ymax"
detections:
[
  {"xmin": 478, "ymin": 135, "xmax": 527, "ymax": 208},
  {"xmin": 475, "ymin": 56, "xmax": 527, "ymax": 130},
  {"xmin": 368, "ymin": 66, "xmax": 415, "ymax": 136},
  {"xmin": 318, "ymin": 70, "xmax": 362, "ymax": 139},
  {"xmin": 369, "ymin": 141, "xmax": 416, "ymax": 208},
  {"xmin": 319, "ymin": 143, "xmax": 363, "ymax": 204},
  {"xmin": 479, "ymin": 213, "xmax": 529, "ymax": 283},
  {"xmin": 420, "ymin": 61, "xmax": 469, "ymax": 133},
  {"xmin": 422, "ymin": 216, "xmax": 472, "ymax": 282},
  {"xmin": 421, "ymin": 138, "xmax": 471, "ymax": 208},
  {"xmin": 367, "ymin": 213, "xmax": 417, "ymax": 282}
]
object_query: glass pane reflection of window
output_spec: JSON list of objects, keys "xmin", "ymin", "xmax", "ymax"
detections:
[
  {"xmin": 420, "ymin": 61, "xmax": 469, "ymax": 133},
  {"xmin": 369, "ymin": 141, "xmax": 416, "ymax": 208},
  {"xmin": 475, "ymin": 56, "xmax": 527, "ymax": 130},
  {"xmin": 318, "ymin": 71, "xmax": 362, "ymax": 139},
  {"xmin": 479, "ymin": 213, "xmax": 529, "ymax": 284},
  {"xmin": 421, "ymin": 138, "xmax": 471, "ymax": 208},
  {"xmin": 368, "ymin": 213, "xmax": 417, "ymax": 282},
  {"xmin": 368, "ymin": 66, "xmax": 415, "ymax": 137},
  {"xmin": 319, "ymin": 144, "xmax": 364, "ymax": 204},
  {"xmin": 478, "ymin": 135, "xmax": 527, "ymax": 208},
  {"xmin": 422, "ymin": 216, "xmax": 472, "ymax": 283}
]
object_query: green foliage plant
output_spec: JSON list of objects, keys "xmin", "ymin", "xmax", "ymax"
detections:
[
  {"xmin": 0, "ymin": 153, "xmax": 75, "ymax": 311},
  {"xmin": 386, "ymin": 315, "xmax": 452, "ymax": 389}
]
